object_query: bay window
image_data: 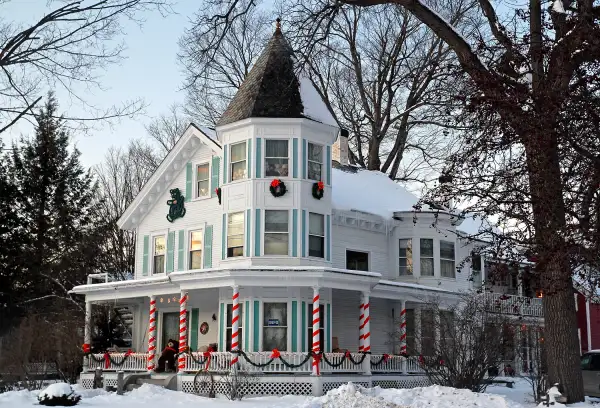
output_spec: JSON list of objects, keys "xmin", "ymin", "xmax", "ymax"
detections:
[
  {"xmin": 399, "ymin": 239, "xmax": 413, "ymax": 276},
  {"xmin": 265, "ymin": 140, "xmax": 289, "ymax": 177},
  {"xmin": 420, "ymin": 239, "xmax": 434, "ymax": 276},
  {"xmin": 440, "ymin": 240, "xmax": 456, "ymax": 278},
  {"xmin": 230, "ymin": 142, "xmax": 247, "ymax": 181},
  {"xmin": 263, "ymin": 303, "xmax": 288, "ymax": 351},
  {"xmin": 227, "ymin": 212, "xmax": 244, "ymax": 257},
  {"xmin": 264, "ymin": 210, "xmax": 289, "ymax": 255},
  {"xmin": 308, "ymin": 213, "xmax": 325, "ymax": 258},
  {"xmin": 307, "ymin": 142, "xmax": 323, "ymax": 181}
]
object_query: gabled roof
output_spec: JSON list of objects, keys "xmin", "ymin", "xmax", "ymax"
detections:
[{"xmin": 117, "ymin": 123, "xmax": 221, "ymax": 230}]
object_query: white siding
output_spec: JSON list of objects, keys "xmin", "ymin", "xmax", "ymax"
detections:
[{"xmin": 332, "ymin": 225, "xmax": 388, "ymax": 273}]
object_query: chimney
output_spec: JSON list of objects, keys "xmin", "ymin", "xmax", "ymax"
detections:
[{"xmin": 332, "ymin": 129, "xmax": 349, "ymax": 165}]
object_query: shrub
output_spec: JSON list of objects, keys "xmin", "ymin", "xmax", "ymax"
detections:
[{"xmin": 38, "ymin": 383, "xmax": 81, "ymax": 406}]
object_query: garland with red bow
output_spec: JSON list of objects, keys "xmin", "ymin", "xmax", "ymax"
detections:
[
  {"xmin": 215, "ymin": 187, "xmax": 222, "ymax": 204},
  {"xmin": 269, "ymin": 179, "xmax": 287, "ymax": 197},
  {"xmin": 86, "ymin": 349, "xmax": 134, "ymax": 368},
  {"xmin": 312, "ymin": 181, "xmax": 324, "ymax": 200}
]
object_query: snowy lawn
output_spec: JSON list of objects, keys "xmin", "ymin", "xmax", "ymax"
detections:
[{"xmin": 1, "ymin": 379, "xmax": 598, "ymax": 408}]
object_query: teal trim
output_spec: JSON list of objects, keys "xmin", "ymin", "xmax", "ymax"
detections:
[
  {"xmin": 247, "ymin": 139, "xmax": 252, "ymax": 179},
  {"xmin": 219, "ymin": 303, "xmax": 225, "ymax": 351},
  {"xmin": 222, "ymin": 214, "xmax": 227, "ymax": 260},
  {"xmin": 254, "ymin": 209, "xmax": 261, "ymax": 256},
  {"xmin": 326, "ymin": 303, "xmax": 331, "ymax": 352},
  {"xmin": 177, "ymin": 230, "xmax": 185, "ymax": 271},
  {"xmin": 326, "ymin": 146, "xmax": 332, "ymax": 185},
  {"xmin": 166, "ymin": 231, "xmax": 175, "ymax": 273},
  {"xmin": 211, "ymin": 156, "xmax": 220, "ymax": 198},
  {"xmin": 292, "ymin": 301, "xmax": 298, "ymax": 352},
  {"xmin": 142, "ymin": 235, "xmax": 149, "ymax": 276},
  {"xmin": 301, "ymin": 301, "xmax": 306, "ymax": 352},
  {"xmin": 292, "ymin": 209, "xmax": 298, "ymax": 257},
  {"xmin": 245, "ymin": 301, "xmax": 250, "ymax": 351},
  {"xmin": 255, "ymin": 138, "xmax": 262, "ymax": 178},
  {"xmin": 302, "ymin": 139, "xmax": 307, "ymax": 179},
  {"xmin": 253, "ymin": 301, "xmax": 260, "ymax": 352},
  {"xmin": 292, "ymin": 138, "xmax": 299, "ymax": 178},
  {"xmin": 203, "ymin": 225, "xmax": 213, "ymax": 268},
  {"xmin": 326, "ymin": 215, "xmax": 331, "ymax": 261},
  {"xmin": 245, "ymin": 209, "xmax": 251, "ymax": 257},
  {"xmin": 190, "ymin": 309, "xmax": 199, "ymax": 350},
  {"xmin": 223, "ymin": 145, "xmax": 228, "ymax": 184},
  {"xmin": 185, "ymin": 162, "xmax": 193, "ymax": 202},
  {"xmin": 301, "ymin": 210, "xmax": 307, "ymax": 257}
]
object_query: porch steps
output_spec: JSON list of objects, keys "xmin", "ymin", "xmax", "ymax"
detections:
[{"xmin": 135, "ymin": 373, "xmax": 178, "ymax": 391}]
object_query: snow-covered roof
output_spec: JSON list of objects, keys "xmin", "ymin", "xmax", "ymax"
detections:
[
  {"xmin": 299, "ymin": 75, "xmax": 337, "ymax": 127},
  {"xmin": 331, "ymin": 166, "xmax": 420, "ymax": 218}
]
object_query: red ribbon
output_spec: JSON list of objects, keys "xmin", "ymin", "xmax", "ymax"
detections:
[
  {"xmin": 345, "ymin": 350, "xmax": 351, "ymax": 359},
  {"xmin": 418, "ymin": 354, "xmax": 425, "ymax": 365},
  {"xmin": 271, "ymin": 349, "xmax": 281, "ymax": 359},
  {"xmin": 439, "ymin": 359, "xmax": 445, "ymax": 366},
  {"xmin": 312, "ymin": 352, "xmax": 321, "ymax": 375},
  {"xmin": 383, "ymin": 354, "xmax": 390, "ymax": 363},
  {"xmin": 271, "ymin": 179, "xmax": 280, "ymax": 188},
  {"xmin": 317, "ymin": 181, "xmax": 324, "ymax": 190},
  {"xmin": 203, "ymin": 351, "xmax": 211, "ymax": 371},
  {"xmin": 104, "ymin": 353, "xmax": 110, "ymax": 369},
  {"xmin": 82, "ymin": 344, "xmax": 91, "ymax": 354},
  {"xmin": 124, "ymin": 349, "xmax": 132, "ymax": 357}
]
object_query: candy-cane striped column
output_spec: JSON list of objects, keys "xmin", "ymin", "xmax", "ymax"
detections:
[
  {"xmin": 178, "ymin": 291, "xmax": 188, "ymax": 371},
  {"xmin": 362, "ymin": 293, "xmax": 371, "ymax": 352},
  {"xmin": 312, "ymin": 287, "xmax": 320, "ymax": 376},
  {"xmin": 231, "ymin": 286, "xmax": 240, "ymax": 367},
  {"xmin": 147, "ymin": 296, "xmax": 157, "ymax": 371},
  {"xmin": 400, "ymin": 300, "xmax": 407, "ymax": 354},
  {"xmin": 359, "ymin": 301, "xmax": 365, "ymax": 352}
]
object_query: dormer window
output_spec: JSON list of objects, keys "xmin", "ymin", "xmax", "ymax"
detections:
[
  {"xmin": 196, "ymin": 163, "xmax": 210, "ymax": 198},
  {"xmin": 230, "ymin": 142, "xmax": 247, "ymax": 181},
  {"xmin": 265, "ymin": 140, "xmax": 289, "ymax": 177},
  {"xmin": 420, "ymin": 239, "xmax": 434, "ymax": 276},
  {"xmin": 307, "ymin": 142, "xmax": 323, "ymax": 181}
]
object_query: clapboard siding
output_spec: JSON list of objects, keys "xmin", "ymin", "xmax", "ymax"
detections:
[{"xmin": 331, "ymin": 224, "xmax": 388, "ymax": 274}]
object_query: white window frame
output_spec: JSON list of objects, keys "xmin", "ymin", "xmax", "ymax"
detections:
[
  {"xmin": 346, "ymin": 249, "xmax": 369, "ymax": 271},
  {"xmin": 264, "ymin": 209, "xmax": 290, "ymax": 256},
  {"xmin": 188, "ymin": 229, "xmax": 204, "ymax": 270},
  {"xmin": 399, "ymin": 238, "xmax": 413, "ymax": 276},
  {"xmin": 308, "ymin": 212, "xmax": 325, "ymax": 259},
  {"xmin": 307, "ymin": 142, "xmax": 323, "ymax": 181},
  {"xmin": 195, "ymin": 162, "xmax": 211, "ymax": 199},
  {"xmin": 230, "ymin": 141, "xmax": 247, "ymax": 182},
  {"xmin": 440, "ymin": 240, "xmax": 456, "ymax": 278},
  {"xmin": 151, "ymin": 233, "xmax": 167, "ymax": 275},
  {"xmin": 420, "ymin": 238, "xmax": 434, "ymax": 277},
  {"xmin": 262, "ymin": 301, "xmax": 289, "ymax": 352},
  {"xmin": 227, "ymin": 211, "xmax": 245, "ymax": 258},
  {"xmin": 264, "ymin": 139, "xmax": 290, "ymax": 178}
]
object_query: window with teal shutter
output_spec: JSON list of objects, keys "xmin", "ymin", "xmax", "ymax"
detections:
[
  {"xmin": 185, "ymin": 162, "xmax": 192, "ymax": 202},
  {"xmin": 177, "ymin": 230, "xmax": 185, "ymax": 271},
  {"xmin": 302, "ymin": 139, "xmax": 307, "ymax": 179},
  {"xmin": 301, "ymin": 210, "xmax": 307, "ymax": 257},
  {"xmin": 292, "ymin": 138, "xmax": 299, "ymax": 178},
  {"xmin": 222, "ymin": 145, "xmax": 228, "ymax": 184},
  {"xmin": 166, "ymin": 231, "xmax": 175, "ymax": 273},
  {"xmin": 142, "ymin": 235, "xmax": 149, "ymax": 276},
  {"xmin": 255, "ymin": 138, "xmax": 262, "ymax": 178},
  {"xmin": 211, "ymin": 156, "xmax": 220, "ymax": 197},
  {"xmin": 190, "ymin": 309, "xmax": 199, "ymax": 350},
  {"xmin": 326, "ymin": 146, "xmax": 332, "ymax": 185},
  {"xmin": 203, "ymin": 225, "xmax": 213, "ymax": 268},
  {"xmin": 326, "ymin": 215, "xmax": 331, "ymax": 261},
  {"xmin": 247, "ymin": 139, "xmax": 252, "ymax": 179}
]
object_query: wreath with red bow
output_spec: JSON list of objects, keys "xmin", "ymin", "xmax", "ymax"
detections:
[
  {"xmin": 312, "ymin": 181, "xmax": 325, "ymax": 200},
  {"xmin": 270, "ymin": 179, "xmax": 287, "ymax": 197}
]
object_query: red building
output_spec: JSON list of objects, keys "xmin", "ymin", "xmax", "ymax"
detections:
[{"xmin": 575, "ymin": 290, "xmax": 600, "ymax": 353}]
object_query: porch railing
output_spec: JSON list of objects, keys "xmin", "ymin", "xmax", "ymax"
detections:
[
  {"xmin": 88, "ymin": 353, "xmax": 148, "ymax": 372},
  {"xmin": 482, "ymin": 292, "xmax": 543, "ymax": 317}
]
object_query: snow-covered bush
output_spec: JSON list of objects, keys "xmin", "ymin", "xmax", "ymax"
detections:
[{"xmin": 37, "ymin": 383, "xmax": 81, "ymax": 406}]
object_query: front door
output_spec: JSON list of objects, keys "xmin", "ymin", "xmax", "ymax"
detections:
[{"xmin": 161, "ymin": 312, "xmax": 180, "ymax": 350}]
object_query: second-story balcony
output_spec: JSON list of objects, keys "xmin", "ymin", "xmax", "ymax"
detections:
[{"xmin": 481, "ymin": 292, "xmax": 543, "ymax": 318}]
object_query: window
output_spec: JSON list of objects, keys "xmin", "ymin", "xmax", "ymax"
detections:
[
  {"xmin": 421, "ymin": 309, "xmax": 435, "ymax": 356},
  {"xmin": 308, "ymin": 213, "xmax": 325, "ymax": 258},
  {"xmin": 307, "ymin": 143, "xmax": 323, "ymax": 181},
  {"xmin": 263, "ymin": 303, "xmax": 288, "ymax": 351},
  {"xmin": 189, "ymin": 230, "xmax": 203, "ymax": 269},
  {"xmin": 308, "ymin": 304, "xmax": 325, "ymax": 352},
  {"xmin": 153, "ymin": 236, "xmax": 166, "ymax": 274},
  {"xmin": 265, "ymin": 140, "xmax": 289, "ymax": 177},
  {"xmin": 346, "ymin": 250, "xmax": 369, "ymax": 271},
  {"xmin": 440, "ymin": 241, "xmax": 456, "ymax": 278},
  {"xmin": 472, "ymin": 253, "xmax": 482, "ymax": 287},
  {"xmin": 227, "ymin": 212, "xmax": 244, "ymax": 257},
  {"xmin": 230, "ymin": 142, "xmax": 247, "ymax": 181},
  {"xmin": 405, "ymin": 309, "xmax": 415, "ymax": 354},
  {"xmin": 196, "ymin": 163, "xmax": 210, "ymax": 198},
  {"xmin": 420, "ymin": 239, "xmax": 434, "ymax": 276},
  {"xmin": 226, "ymin": 304, "xmax": 243, "ymax": 352},
  {"xmin": 399, "ymin": 239, "xmax": 413, "ymax": 276},
  {"xmin": 264, "ymin": 210, "xmax": 289, "ymax": 255}
]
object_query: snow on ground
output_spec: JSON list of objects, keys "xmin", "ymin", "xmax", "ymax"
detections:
[{"xmin": 0, "ymin": 379, "xmax": 597, "ymax": 408}]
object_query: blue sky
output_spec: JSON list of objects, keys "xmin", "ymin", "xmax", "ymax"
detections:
[{"xmin": 5, "ymin": 0, "xmax": 203, "ymax": 168}]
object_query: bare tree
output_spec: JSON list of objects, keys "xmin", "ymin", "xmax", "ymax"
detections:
[
  {"xmin": 144, "ymin": 103, "xmax": 192, "ymax": 156},
  {"xmin": 0, "ymin": 0, "xmax": 172, "ymax": 135}
]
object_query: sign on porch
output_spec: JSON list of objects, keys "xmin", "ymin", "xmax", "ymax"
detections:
[{"xmin": 267, "ymin": 319, "xmax": 280, "ymax": 326}]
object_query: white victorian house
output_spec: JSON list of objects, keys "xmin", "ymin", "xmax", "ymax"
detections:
[{"xmin": 72, "ymin": 24, "xmax": 544, "ymax": 396}]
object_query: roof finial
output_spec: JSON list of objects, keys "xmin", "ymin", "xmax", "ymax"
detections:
[{"xmin": 275, "ymin": 17, "xmax": 282, "ymax": 33}]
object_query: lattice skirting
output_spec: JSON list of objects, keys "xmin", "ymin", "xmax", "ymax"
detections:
[
  {"xmin": 372, "ymin": 377, "xmax": 430, "ymax": 389},
  {"xmin": 79, "ymin": 373, "xmax": 95, "ymax": 389},
  {"xmin": 322, "ymin": 381, "xmax": 370, "ymax": 393},
  {"xmin": 180, "ymin": 375, "xmax": 313, "ymax": 396}
]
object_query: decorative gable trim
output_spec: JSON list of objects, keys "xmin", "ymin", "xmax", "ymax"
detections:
[{"xmin": 117, "ymin": 124, "xmax": 222, "ymax": 230}]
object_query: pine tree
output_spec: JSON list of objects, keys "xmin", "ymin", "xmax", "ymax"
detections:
[{"xmin": 10, "ymin": 93, "xmax": 106, "ymax": 316}]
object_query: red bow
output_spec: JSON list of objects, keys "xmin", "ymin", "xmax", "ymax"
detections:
[
  {"xmin": 418, "ymin": 355, "xmax": 425, "ymax": 365},
  {"xmin": 203, "ymin": 351, "xmax": 212, "ymax": 371},
  {"xmin": 439, "ymin": 359, "xmax": 445, "ymax": 366},
  {"xmin": 317, "ymin": 181, "xmax": 324, "ymax": 190},
  {"xmin": 312, "ymin": 352, "xmax": 321, "ymax": 375},
  {"xmin": 215, "ymin": 188, "xmax": 219, "ymax": 194},
  {"xmin": 271, "ymin": 179, "xmax": 280, "ymax": 188},
  {"xmin": 383, "ymin": 354, "xmax": 390, "ymax": 363},
  {"xmin": 104, "ymin": 353, "xmax": 111, "ymax": 369},
  {"xmin": 124, "ymin": 349, "xmax": 132, "ymax": 357},
  {"xmin": 82, "ymin": 344, "xmax": 91, "ymax": 354},
  {"xmin": 271, "ymin": 349, "xmax": 281, "ymax": 359},
  {"xmin": 345, "ymin": 350, "xmax": 351, "ymax": 359}
]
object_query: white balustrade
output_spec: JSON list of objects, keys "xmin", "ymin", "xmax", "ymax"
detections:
[
  {"xmin": 483, "ymin": 292, "xmax": 543, "ymax": 317},
  {"xmin": 321, "ymin": 353, "xmax": 364, "ymax": 373},
  {"xmin": 88, "ymin": 353, "xmax": 148, "ymax": 372}
]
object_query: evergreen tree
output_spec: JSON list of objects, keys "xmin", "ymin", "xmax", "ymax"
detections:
[{"xmin": 10, "ymin": 93, "xmax": 106, "ymax": 316}]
